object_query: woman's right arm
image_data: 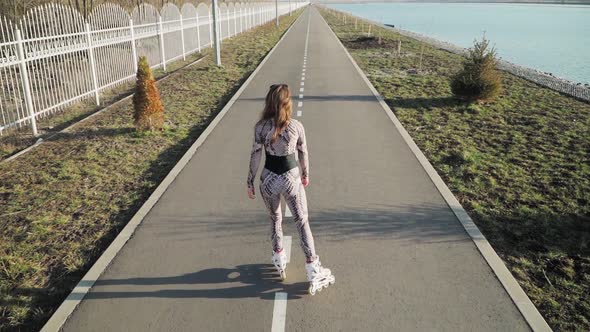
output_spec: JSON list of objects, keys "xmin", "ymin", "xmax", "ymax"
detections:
[{"xmin": 247, "ymin": 124, "xmax": 263, "ymax": 193}]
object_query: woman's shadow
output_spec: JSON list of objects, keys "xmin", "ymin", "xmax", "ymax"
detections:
[{"xmin": 80, "ymin": 264, "xmax": 308, "ymax": 301}]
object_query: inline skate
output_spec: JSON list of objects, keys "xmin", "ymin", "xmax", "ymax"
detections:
[
  {"xmin": 272, "ymin": 250, "xmax": 287, "ymax": 281},
  {"xmin": 305, "ymin": 256, "xmax": 335, "ymax": 295}
]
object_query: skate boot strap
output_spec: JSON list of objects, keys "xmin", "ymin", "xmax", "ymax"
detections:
[{"xmin": 264, "ymin": 153, "xmax": 298, "ymax": 174}]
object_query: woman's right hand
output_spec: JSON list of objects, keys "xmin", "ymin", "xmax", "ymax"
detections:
[
  {"xmin": 247, "ymin": 186, "xmax": 256, "ymax": 199},
  {"xmin": 302, "ymin": 176, "xmax": 309, "ymax": 187}
]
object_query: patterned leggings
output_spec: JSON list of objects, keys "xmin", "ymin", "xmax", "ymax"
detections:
[{"xmin": 259, "ymin": 168, "xmax": 317, "ymax": 262}]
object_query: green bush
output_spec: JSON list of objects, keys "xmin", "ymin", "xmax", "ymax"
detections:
[
  {"xmin": 133, "ymin": 56, "xmax": 164, "ymax": 131},
  {"xmin": 451, "ymin": 36, "xmax": 502, "ymax": 102}
]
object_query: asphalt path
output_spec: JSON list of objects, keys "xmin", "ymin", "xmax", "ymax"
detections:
[{"xmin": 61, "ymin": 6, "xmax": 530, "ymax": 332}]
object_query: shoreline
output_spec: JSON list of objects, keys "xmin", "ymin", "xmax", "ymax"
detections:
[{"xmin": 326, "ymin": 6, "xmax": 590, "ymax": 102}]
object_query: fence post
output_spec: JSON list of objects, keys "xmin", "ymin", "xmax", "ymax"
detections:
[
  {"xmin": 211, "ymin": 0, "xmax": 221, "ymax": 65},
  {"xmin": 233, "ymin": 7, "xmax": 237, "ymax": 36},
  {"xmin": 275, "ymin": 0, "xmax": 279, "ymax": 27},
  {"xmin": 208, "ymin": 8, "xmax": 213, "ymax": 47},
  {"xmin": 196, "ymin": 11, "xmax": 201, "ymax": 52},
  {"xmin": 180, "ymin": 14, "xmax": 186, "ymax": 60},
  {"xmin": 129, "ymin": 19, "xmax": 138, "ymax": 73},
  {"xmin": 15, "ymin": 29, "xmax": 38, "ymax": 137},
  {"xmin": 239, "ymin": 7, "xmax": 243, "ymax": 33},
  {"xmin": 226, "ymin": 8, "xmax": 231, "ymax": 38},
  {"xmin": 220, "ymin": 5, "xmax": 223, "ymax": 45},
  {"xmin": 84, "ymin": 23, "xmax": 100, "ymax": 106},
  {"xmin": 158, "ymin": 16, "xmax": 167, "ymax": 71}
]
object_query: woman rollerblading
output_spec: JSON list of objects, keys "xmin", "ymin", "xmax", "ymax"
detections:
[{"xmin": 246, "ymin": 84, "xmax": 335, "ymax": 295}]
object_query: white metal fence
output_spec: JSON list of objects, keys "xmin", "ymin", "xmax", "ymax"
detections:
[{"xmin": 0, "ymin": 1, "xmax": 308, "ymax": 135}]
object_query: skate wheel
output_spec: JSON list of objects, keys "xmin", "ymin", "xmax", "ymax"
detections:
[
  {"xmin": 329, "ymin": 277, "xmax": 335, "ymax": 285},
  {"xmin": 280, "ymin": 271, "xmax": 286, "ymax": 281},
  {"xmin": 308, "ymin": 285, "xmax": 315, "ymax": 296}
]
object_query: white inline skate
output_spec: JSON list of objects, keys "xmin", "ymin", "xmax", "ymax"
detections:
[
  {"xmin": 305, "ymin": 256, "xmax": 335, "ymax": 295},
  {"xmin": 272, "ymin": 250, "xmax": 288, "ymax": 281}
]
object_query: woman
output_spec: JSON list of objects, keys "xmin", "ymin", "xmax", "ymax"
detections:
[{"xmin": 246, "ymin": 84, "xmax": 335, "ymax": 295}]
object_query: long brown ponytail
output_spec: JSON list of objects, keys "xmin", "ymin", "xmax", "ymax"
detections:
[{"xmin": 260, "ymin": 84, "xmax": 292, "ymax": 143}]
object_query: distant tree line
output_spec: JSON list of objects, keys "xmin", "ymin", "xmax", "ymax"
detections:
[{"xmin": 0, "ymin": 0, "xmax": 204, "ymax": 21}]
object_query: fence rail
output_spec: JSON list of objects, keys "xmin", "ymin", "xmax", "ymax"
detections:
[
  {"xmin": 324, "ymin": 7, "xmax": 590, "ymax": 103},
  {"xmin": 0, "ymin": 1, "xmax": 308, "ymax": 135}
]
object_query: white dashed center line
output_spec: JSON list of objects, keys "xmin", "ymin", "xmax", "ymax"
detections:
[
  {"xmin": 272, "ymin": 8, "xmax": 312, "ymax": 332},
  {"xmin": 284, "ymin": 235, "xmax": 292, "ymax": 262},
  {"xmin": 271, "ymin": 293, "xmax": 288, "ymax": 332},
  {"xmin": 296, "ymin": 6, "xmax": 310, "ymax": 120}
]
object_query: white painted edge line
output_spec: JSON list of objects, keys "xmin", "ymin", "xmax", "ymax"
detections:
[
  {"xmin": 318, "ymin": 7, "xmax": 552, "ymax": 332},
  {"xmin": 297, "ymin": 101, "xmax": 303, "ymax": 107},
  {"xmin": 300, "ymin": 88, "xmax": 304, "ymax": 92},
  {"xmin": 297, "ymin": 110, "xmax": 302, "ymax": 117},
  {"xmin": 300, "ymin": 82, "xmax": 304, "ymax": 86},
  {"xmin": 299, "ymin": 94, "xmax": 303, "ymax": 99},
  {"xmin": 271, "ymin": 292, "xmax": 288, "ymax": 332},
  {"xmin": 40, "ymin": 10, "xmax": 307, "ymax": 332}
]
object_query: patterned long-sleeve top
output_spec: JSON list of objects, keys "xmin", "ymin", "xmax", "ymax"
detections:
[{"xmin": 247, "ymin": 119, "xmax": 309, "ymax": 189}]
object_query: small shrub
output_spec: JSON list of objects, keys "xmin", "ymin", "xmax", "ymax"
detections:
[
  {"xmin": 133, "ymin": 56, "xmax": 164, "ymax": 131},
  {"xmin": 451, "ymin": 36, "xmax": 502, "ymax": 102}
]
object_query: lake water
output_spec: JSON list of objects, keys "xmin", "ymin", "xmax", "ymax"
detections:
[{"xmin": 329, "ymin": 3, "xmax": 590, "ymax": 84}]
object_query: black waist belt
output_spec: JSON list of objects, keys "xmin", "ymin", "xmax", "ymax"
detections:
[{"xmin": 265, "ymin": 153, "xmax": 297, "ymax": 174}]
